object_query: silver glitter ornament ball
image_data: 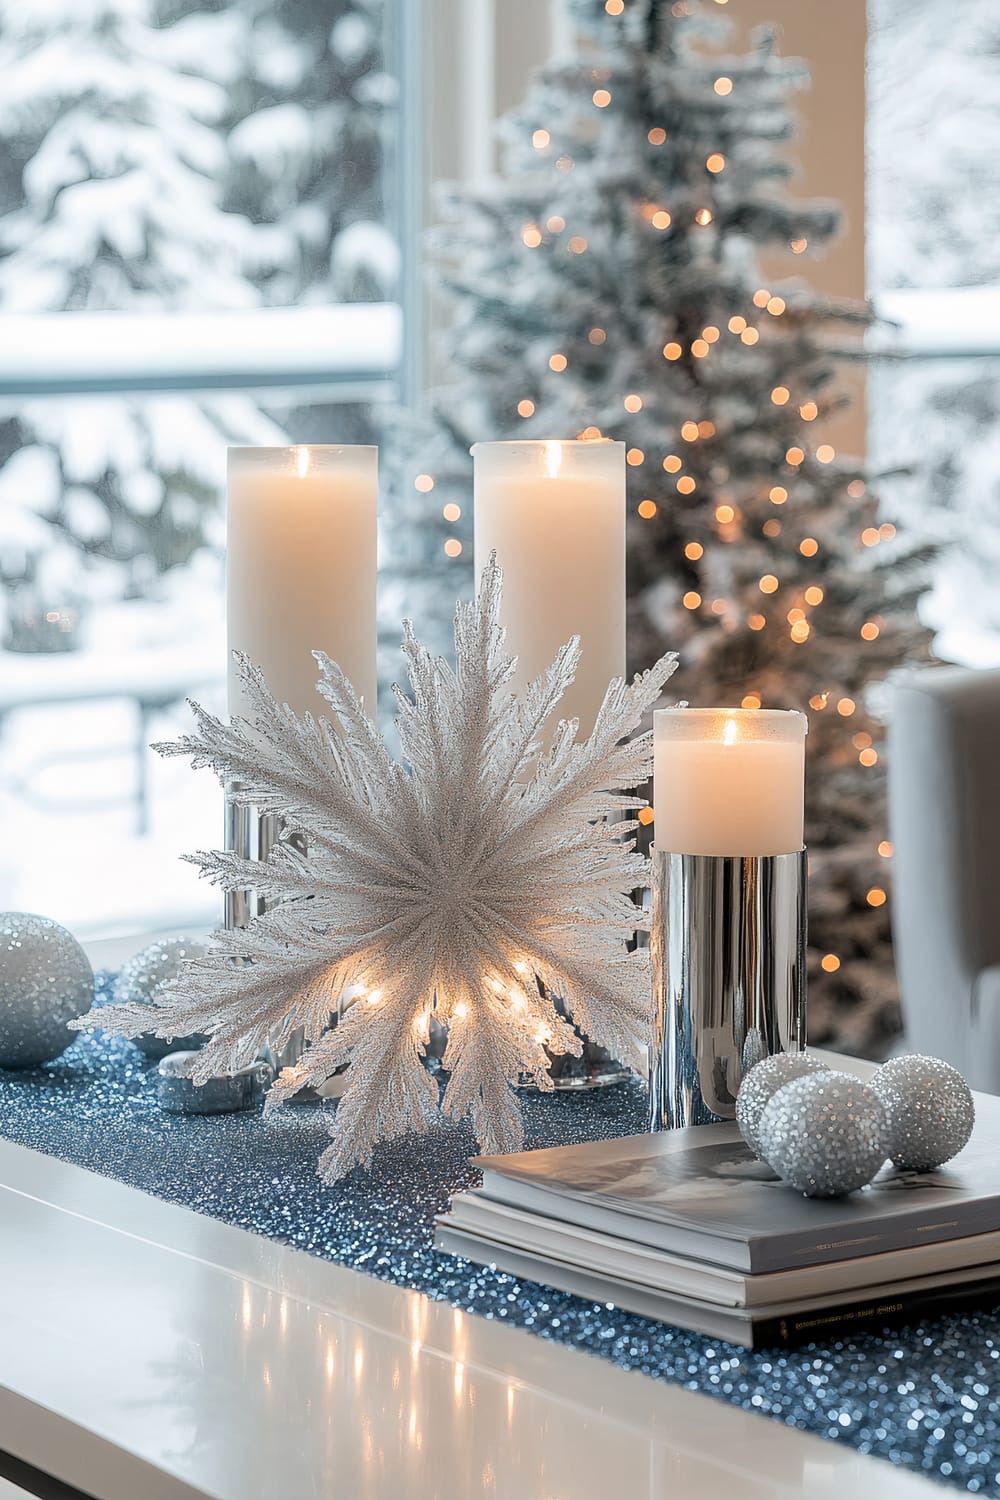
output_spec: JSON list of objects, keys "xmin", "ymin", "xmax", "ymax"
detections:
[
  {"xmin": 758, "ymin": 1071, "xmax": 889, "ymax": 1197},
  {"xmin": 114, "ymin": 936, "xmax": 210, "ymax": 1060},
  {"xmin": 735, "ymin": 1051, "xmax": 832, "ymax": 1158},
  {"xmin": 872, "ymin": 1054, "xmax": 975, "ymax": 1172},
  {"xmin": 0, "ymin": 912, "xmax": 94, "ymax": 1068}
]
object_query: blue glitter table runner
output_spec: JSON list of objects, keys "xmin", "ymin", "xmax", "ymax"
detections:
[{"xmin": 3, "ymin": 977, "xmax": 1000, "ymax": 1496}]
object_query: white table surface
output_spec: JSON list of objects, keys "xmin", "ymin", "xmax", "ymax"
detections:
[{"xmin": 0, "ymin": 1074, "xmax": 946, "ymax": 1500}]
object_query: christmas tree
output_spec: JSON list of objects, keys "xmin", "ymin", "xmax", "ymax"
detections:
[
  {"xmin": 396, "ymin": 0, "xmax": 932, "ymax": 1054},
  {"xmin": 0, "ymin": 0, "xmax": 282, "ymax": 591}
]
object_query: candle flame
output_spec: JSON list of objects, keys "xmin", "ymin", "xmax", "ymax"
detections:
[
  {"xmin": 722, "ymin": 717, "xmax": 738, "ymax": 745},
  {"xmin": 543, "ymin": 441, "xmax": 563, "ymax": 479},
  {"xmin": 295, "ymin": 445, "xmax": 310, "ymax": 479}
]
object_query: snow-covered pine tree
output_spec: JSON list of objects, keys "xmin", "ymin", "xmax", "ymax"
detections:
[
  {"xmin": 0, "ymin": 0, "xmax": 282, "ymax": 592},
  {"xmin": 398, "ymin": 0, "xmax": 933, "ymax": 1054},
  {"xmin": 209, "ymin": 0, "xmax": 396, "ymax": 451},
  {"xmin": 219, "ymin": 0, "xmax": 395, "ymax": 307}
]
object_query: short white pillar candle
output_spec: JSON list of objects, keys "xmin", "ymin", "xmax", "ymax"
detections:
[
  {"xmin": 226, "ymin": 445, "xmax": 378, "ymax": 721},
  {"xmin": 653, "ymin": 708, "xmax": 807, "ymax": 856},
  {"xmin": 472, "ymin": 439, "xmax": 626, "ymax": 737}
]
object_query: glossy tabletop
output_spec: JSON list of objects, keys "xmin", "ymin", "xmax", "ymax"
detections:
[{"xmin": 0, "ymin": 1126, "xmax": 945, "ymax": 1500}]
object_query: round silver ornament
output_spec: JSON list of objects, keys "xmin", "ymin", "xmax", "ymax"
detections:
[
  {"xmin": 735, "ymin": 1051, "xmax": 832, "ymax": 1158},
  {"xmin": 758, "ymin": 1071, "xmax": 889, "ymax": 1197},
  {"xmin": 157, "ymin": 1051, "xmax": 272, "ymax": 1115},
  {"xmin": 114, "ymin": 936, "xmax": 210, "ymax": 1059},
  {"xmin": 0, "ymin": 911, "xmax": 94, "ymax": 1068},
  {"xmin": 872, "ymin": 1054, "xmax": 975, "ymax": 1172}
]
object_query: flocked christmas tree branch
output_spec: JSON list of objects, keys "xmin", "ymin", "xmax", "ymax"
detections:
[{"xmin": 72, "ymin": 557, "xmax": 677, "ymax": 1179}]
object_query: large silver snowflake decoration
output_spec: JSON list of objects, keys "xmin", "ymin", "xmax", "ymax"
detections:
[{"xmin": 73, "ymin": 558, "xmax": 677, "ymax": 1178}]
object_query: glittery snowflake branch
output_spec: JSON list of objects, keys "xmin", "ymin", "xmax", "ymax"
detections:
[{"xmin": 72, "ymin": 556, "xmax": 677, "ymax": 1178}]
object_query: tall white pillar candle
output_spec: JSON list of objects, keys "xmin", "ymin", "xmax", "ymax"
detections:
[
  {"xmin": 653, "ymin": 708, "xmax": 807, "ymax": 856},
  {"xmin": 473, "ymin": 440, "xmax": 626, "ymax": 736},
  {"xmin": 226, "ymin": 445, "xmax": 378, "ymax": 720}
]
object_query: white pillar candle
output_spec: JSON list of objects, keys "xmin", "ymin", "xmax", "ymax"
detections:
[
  {"xmin": 653, "ymin": 708, "xmax": 807, "ymax": 856},
  {"xmin": 472, "ymin": 439, "xmax": 626, "ymax": 737},
  {"xmin": 226, "ymin": 445, "xmax": 378, "ymax": 721}
]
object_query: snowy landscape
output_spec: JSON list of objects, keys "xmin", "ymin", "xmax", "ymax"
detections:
[
  {"xmin": 0, "ymin": 0, "xmax": 396, "ymax": 935},
  {"xmin": 0, "ymin": 581, "xmax": 225, "ymax": 938}
]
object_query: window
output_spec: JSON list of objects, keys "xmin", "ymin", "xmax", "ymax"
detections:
[
  {"xmin": 868, "ymin": 0, "xmax": 1000, "ymax": 666},
  {"xmin": 11, "ymin": 0, "xmax": 991, "ymax": 944},
  {"xmin": 0, "ymin": 0, "xmax": 404, "ymax": 936}
]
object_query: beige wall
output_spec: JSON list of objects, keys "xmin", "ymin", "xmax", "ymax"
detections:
[{"xmin": 722, "ymin": 0, "xmax": 868, "ymax": 458}]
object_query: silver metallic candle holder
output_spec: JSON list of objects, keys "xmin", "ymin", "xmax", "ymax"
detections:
[
  {"xmin": 647, "ymin": 848, "xmax": 807, "ymax": 1131},
  {"xmin": 224, "ymin": 790, "xmax": 310, "ymax": 1079},
  {"xmin": 223, "ymin": 793, "xmax": 278, "ymax": 930}
]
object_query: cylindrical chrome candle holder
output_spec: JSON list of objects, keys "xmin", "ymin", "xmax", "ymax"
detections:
[
  {"xmin": 223, "ymin": 792, "xmax": 278, "ymax": 931},
  {"xmin": 224, "ymin": 790, "xmax": 308, "ymax": 1077},
  {"xmin": 474, "ymin": 438, "xmax": 630, "ymax": 1090},
  {"xmin": 224, "ymin": 443, "xmax": 378, "ymax": 1088},
  {"xmin": 649, "ymin": 706, "xmax": 809, "ymax": 1131},
  {"xmin": 647, "ymin": 849, "xmax": 807, "ymax": 1130}
]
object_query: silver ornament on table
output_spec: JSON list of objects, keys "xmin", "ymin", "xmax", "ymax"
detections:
[
  {"xmin": 156, "ymin": 1050, "xmax": 273, "ymax": 1115},
  {"xmin": 114, "ymin": 936, "xmax": 211, "ymax": 1060},
  {"xmin": 735, "ymin": 1051, "xmax": 832, "ymax": 1158},
  {"xmin": 872, "ymin": 1054, "xmax": 975, "ymax": 1172},
  {"xmin": 758, "ymin": 1071, "xmax": 889, "ymax": 1198},
  {"xmin": 0, "ymin": 912, "xmax": 93, "ymax": 1068}
]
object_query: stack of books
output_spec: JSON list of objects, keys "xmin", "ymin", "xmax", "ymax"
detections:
[{"xmin": 435, "ymin": 1105, "xmax": 1000, "ymax": 1348}]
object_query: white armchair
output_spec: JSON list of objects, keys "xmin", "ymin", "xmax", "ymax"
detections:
[{"xmin": 888, "ymin": 665, "xmax": 1000, "ymax": 1091}]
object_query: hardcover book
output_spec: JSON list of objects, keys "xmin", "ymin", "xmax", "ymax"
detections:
[
  {"xmin": 434, "ymin": 1221, "xmax": 1000, "ymax": 1349},
  {"xmin": 442, "ymin": 1191, "xmax": 1000, "ymax": 1308},
  {"xmin": 435, "ymin": 1097, "xmax": 1000, "ymax": 1346},
  {"xmin": 465, "ymin": 1099, "xmax": 1000, "ymax": 1275}
]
